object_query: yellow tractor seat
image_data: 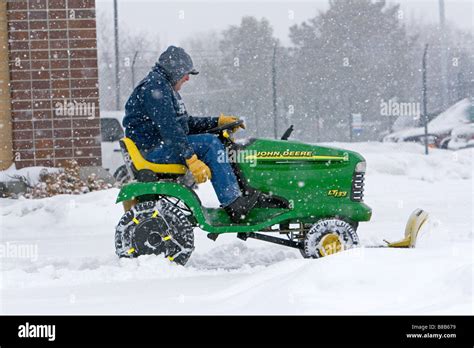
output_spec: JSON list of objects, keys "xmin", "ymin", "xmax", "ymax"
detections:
[{"xmin": 119, "ymin": 138, "xmax": 187, "ymax": 178}]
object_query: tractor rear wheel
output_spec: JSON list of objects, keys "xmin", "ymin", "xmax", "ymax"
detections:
[
  {"xmin": 300, "ymin": 218, "xmax": 359, "ymax": 258},
  {"xmin": 115, "ymin": 199, "xmax": 194, "ymax": 265}
]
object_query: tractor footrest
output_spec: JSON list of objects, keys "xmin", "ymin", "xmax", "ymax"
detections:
[
  {"xmin": 207, "ymin": 233, "xmax": 219, "ymax": 241},
  {"xmin": 237, "ymin": 232, "xmax": 302, "ymax": 249},
  {"xmin": 236, "ymin": 233, "xmax": 248, "ymax": 241}
]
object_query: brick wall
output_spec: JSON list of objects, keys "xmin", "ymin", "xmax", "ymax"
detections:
[{"xmin": 7, "ymin": 0, "xmax": 101, "ymax": 168}]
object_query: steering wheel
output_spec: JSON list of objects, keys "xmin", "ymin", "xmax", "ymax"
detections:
[{"xmin": 208, "ymin": 119, "xmax": 244, "ymax": 134}]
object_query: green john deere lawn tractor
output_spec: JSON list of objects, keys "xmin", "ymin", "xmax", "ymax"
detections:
[{"xmin": 114, "ymin": 120, "xmax": 428, "ymax": 265}]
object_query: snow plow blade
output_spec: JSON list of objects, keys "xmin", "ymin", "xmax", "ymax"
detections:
[{"xmin": 385, "ymin": 208, "xmax": 429, "ymax": 248}]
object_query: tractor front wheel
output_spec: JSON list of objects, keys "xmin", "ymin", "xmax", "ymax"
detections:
[{"xmin": 301, "ymin": 218, "xmax": 359, "ymax": 258}]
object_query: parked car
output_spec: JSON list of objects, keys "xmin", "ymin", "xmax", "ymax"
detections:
[
  {"xmin": 384, "ymin": 131, "xmax": 447, "ymax": 148},
  {"xmin": 383, "ymin": 98, "xmax": 472, "ymax": 149},
  {"xmin": 447, "ymin": 124, "xmax": 474, "ymax": 150},
  {"xmin": 100, "ymin": 113, "xmax": 130, "ymax": 184}
]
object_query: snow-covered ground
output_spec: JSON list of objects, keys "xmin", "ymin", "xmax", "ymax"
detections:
[{"xmin": 0, "ymin": 142, "xmax": 472, "ymax": 314}]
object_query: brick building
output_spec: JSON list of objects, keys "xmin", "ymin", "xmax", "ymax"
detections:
[{"xmin": 0, "ymin": 0, "xmax": 101, "ymax": 170}]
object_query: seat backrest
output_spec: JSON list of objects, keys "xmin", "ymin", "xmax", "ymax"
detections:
[{"xmin": 119, "ymin": 137, "xmax": 187, "ymax": 175}]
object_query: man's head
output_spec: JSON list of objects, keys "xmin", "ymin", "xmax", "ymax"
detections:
[{"xmin": 157, "ymin": 46, "xmax": 198, "ymax": 90}]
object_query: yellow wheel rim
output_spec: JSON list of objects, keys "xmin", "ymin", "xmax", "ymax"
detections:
[{"xmin": 319, "ymin": 233, "xmax": 344, "ymax": 256}]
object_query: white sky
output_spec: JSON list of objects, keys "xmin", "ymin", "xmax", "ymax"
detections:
[{"xmin": 97, "ymin": 0, "xmax": 473, "ymax": 48}]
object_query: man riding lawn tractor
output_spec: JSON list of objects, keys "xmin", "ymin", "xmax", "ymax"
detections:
[
  {"xmin": 123, "ymin": 45, "xmax": 268, "ymax": 223},
  {"xmin": 116, "ymin": 46, "xmax": 427, "ymax": 265}
]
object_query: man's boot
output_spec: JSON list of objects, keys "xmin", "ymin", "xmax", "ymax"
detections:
[
  {"xmin": 224, "ymin": 191, "xmax": 261, "ymax": 223},
  {"xmin": 255, "ymin": 192, "xmax": 290, "ymax": 209}
]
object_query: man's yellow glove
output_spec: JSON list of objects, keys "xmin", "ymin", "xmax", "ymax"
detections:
[
  {"xmin": 218, "ymin": 113, "xmax": 246, "ymax": 132},
  {"xmin": 185, "ymin": 154, "xmax": 211, "ymax": 184}
]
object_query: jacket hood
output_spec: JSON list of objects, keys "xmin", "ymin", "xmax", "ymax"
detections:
[{"xmin": 156, "ymin": 46, "xmax": 198, "ymax": 85}]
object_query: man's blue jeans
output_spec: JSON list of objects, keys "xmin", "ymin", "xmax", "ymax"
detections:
[{"xmin": 145, "ymin": 134, "xmax": 242, "ymax": 207}]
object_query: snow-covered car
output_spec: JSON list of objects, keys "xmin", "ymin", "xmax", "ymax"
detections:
[
  {"xmin": 383, "ymin": 98, "xmax": 473, "ymax": 149},
  {"xmin": 384, "ymin": 131, "xmax": 440, "ymax": 148},
  {"xmin": 447, "ymin": 123, "xmax": 474, "ymax": 150},
  {"xmin": 100, "ymin": 112, "xmax": 129, "ymax": 183}
]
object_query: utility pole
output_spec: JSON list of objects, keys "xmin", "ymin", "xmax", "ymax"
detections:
[
  {"xmin": 272, "ymin": 44, "xmax": 278, "ymax": 139},
  {"xmin": 439, "ymin": 0, "xmax": 448, "ymax": 109},
  {"xmin": 114, "ymin": 0, "xmax": 120, "ymax": 110},
  {"xmin": 456, "ymin": 71, "xmax": 464, "ymax": 100},
  {"xmin": 131, "ymin": 51, "xmax": 139, "ymax": 90},
  {"xmin": 348, "ymin": 98, "xmax": 353, "ymax": 142},
  {"xmin": 315, "ymin": 104, "xmax": 320, "ymax": 142},
  {"xmin": 422, "ymin": 44, "xmax": 429, "ymax": 155}
]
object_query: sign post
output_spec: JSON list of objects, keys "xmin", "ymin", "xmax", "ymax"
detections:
[{"xmin": 352, "ymin": 113, "xmax": 363, "ymax": 140}]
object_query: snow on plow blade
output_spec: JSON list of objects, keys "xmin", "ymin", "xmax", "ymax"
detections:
[{"xmin": 385, "ymin": 208, "xmax": 429, "ymax": 248}]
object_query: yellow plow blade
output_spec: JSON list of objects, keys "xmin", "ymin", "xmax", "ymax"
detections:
[{"xmin": 385, "ymin": 208, "xmax": 429, "ymax": 248}]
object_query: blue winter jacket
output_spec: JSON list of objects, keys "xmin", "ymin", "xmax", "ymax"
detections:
[{"xmin": 123, "ymin": 65, "xmax": 218, "ymax": 160}]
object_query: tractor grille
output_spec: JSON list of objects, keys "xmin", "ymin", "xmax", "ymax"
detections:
[{"xmin": 351, "ymin": 172, "xmax": 365, "ymax": 202}]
